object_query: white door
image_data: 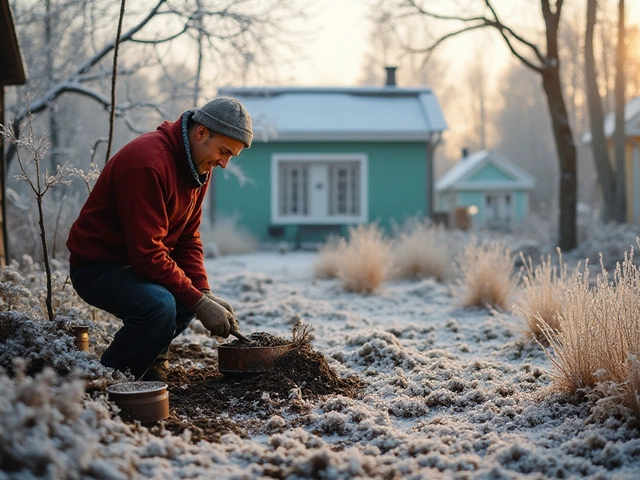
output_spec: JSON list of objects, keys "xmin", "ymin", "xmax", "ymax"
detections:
[
  {"xmin": 309, "ymin": 164, "xmax": 329, "ymax": 217},
  {"xmin": 485, "ymin": 192, "xmax": 512, "ymax": 228}
]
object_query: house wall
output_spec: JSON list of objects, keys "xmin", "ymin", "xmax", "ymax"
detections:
[
  {"xmin": 625, "ymin": 138, "xmax": 640, "ymax": 224},
  {"xmin": 214, "ymin": 141, "xmax": 430, "ymax": 242},
  {"xmin": 444, "ymin": 190, "xmax": 529, "ymax": 227}
]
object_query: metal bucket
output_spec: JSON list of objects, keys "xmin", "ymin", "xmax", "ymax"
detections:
[
  {"xmin": 217, "ymin": 344, "xmax": 293, "ymax": 374},
  {"xmin": 106, "ymin": 381, "xmax": 169, "ymax": 423}
]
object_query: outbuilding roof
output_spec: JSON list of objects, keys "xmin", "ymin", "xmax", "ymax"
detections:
[
  {"xmin": 436, "ymin": 149, "xmax": 536, "ymax": 192},
  {"xmin": 217, "ymin": 86, "xmax": 447, "ymax": 142}
]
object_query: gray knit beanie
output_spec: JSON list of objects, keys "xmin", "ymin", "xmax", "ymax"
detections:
[{"xmin": 192, "ymin": 97, "xmax": 253, "ymax": 148}]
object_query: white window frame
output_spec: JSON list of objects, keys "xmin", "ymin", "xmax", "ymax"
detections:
[{"xmin": 271, "ymin": 153, "xmax": 368, "ymax": 224}]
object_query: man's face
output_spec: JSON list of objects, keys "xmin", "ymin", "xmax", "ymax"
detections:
[{"xmin": 190, "ymin": 125, "xmax": 245, "ymax": 175}]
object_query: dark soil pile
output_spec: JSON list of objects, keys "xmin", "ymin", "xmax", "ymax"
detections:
[
  {"xmin": 158, "ymin": 338, "xmax": 362, "ymax": 443},
  {"xmin": 227, "ymin": 331, "xmax": 291, "ymax": 347}
]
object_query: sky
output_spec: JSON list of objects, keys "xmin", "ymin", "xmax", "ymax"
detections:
[
  {"xmin": 280, "ymin": 0, "xmax": 640, "ymax": 89},
  {"xmin": 279, "ymin": 0, "xmax": 506, "ymax": 88},
  {"xmin": 285, "ymin": 0, "xmax": 372, "ymax": 86}
]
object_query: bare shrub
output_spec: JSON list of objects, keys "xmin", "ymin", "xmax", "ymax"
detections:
[
  {"xmin": 332, "ymin": 223, "xmax": 394, "ymax": 294},
  {"xmin": 313, "ymin": 235, "xmax": 347, "ymax": 279},
  {"xmin": 391, "ymin": 218, "xmax": 451, "ymax": 281},
  {"xmin": 540, "ymin": 242, "xmax": 640, "ymax": 417},
  {"xmin": 1, "ymin": 117, "xmax": 72, "ymax": 320},
  {"xmin": 453, "ymin": 238, "xmax": 518, "ymax": 310},
  {"xmin": 516, "ymin": 249, "xmax": 573, "ymax": 338},
  {"xmin": 205, "ymin": 215, "xmax": 258, "ymax": 256}
]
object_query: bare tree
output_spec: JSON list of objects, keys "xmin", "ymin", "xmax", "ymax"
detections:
[
  {"xmin": 584, "ymin": 0, "xmax": 628, "ymax": 223},
  {"xmin": 377, "ymin": 0, "xmax": 579, "ymax": 250},
  {"xmin": 585, "ymin": 0, "xmax": 617, "ymax": 221},
  {"xmin": 613, "ymin": 0, "xmax": 627, "ymax": 221},
  {"xmin": 7, "ymin": 0, "xmax": 307, "ymax": 166}
]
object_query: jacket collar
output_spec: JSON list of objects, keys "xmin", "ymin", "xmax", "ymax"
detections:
[{"xmin": 181, "ymin": 110, "xmax": 209, "ymax": 188}]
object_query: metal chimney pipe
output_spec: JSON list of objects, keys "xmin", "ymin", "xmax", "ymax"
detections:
[{"xmin": 385, "ymin": 66, "xmax": 397, "ymax": 86}]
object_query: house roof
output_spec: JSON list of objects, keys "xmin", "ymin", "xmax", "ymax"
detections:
[
  {"xmin": 582, "ymin": 96, "xmax": 640, "ymax": 142},
  {"xmin": 217, "ymin": 86, "xmax": 447, "ymax": 142},
  {"xmin": 603, "ymin": 95, "xmax": 640, "ymax": 137},
  {"xmin": 435, "ymin": 149, "xmax": 536, "ymax": 192},
  {"xmin": 0, "ymin": 0, "xmax": 26, "ymax": 85}
]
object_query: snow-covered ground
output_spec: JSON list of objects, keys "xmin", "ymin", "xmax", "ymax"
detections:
[
  {"xmin": 198, "ymin": 250, "xmax": 639, "ymax": 479},
  {"xmin": 2, "ymin": 245, "xmax": 640, "ymax": 479}
]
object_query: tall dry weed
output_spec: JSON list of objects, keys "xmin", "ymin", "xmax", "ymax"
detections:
[
  {"xmin": 454, "ymin": 238, "xmax": 517, "ymax": 310},
  {"xmin": 516, "ymin": 249, "xmax": 573, "ymax": 338},
  {"xmin": 540, "ymin": 243, "xmax": 640, "ymax": 417},
  {"xmin": 391, "ymin": 219, "xmax": 451, "ymax": 281}
]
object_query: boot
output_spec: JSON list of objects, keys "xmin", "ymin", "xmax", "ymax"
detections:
[{"xmin": 141, "ymin": 347, "xmax": 169, "ymax": 382}]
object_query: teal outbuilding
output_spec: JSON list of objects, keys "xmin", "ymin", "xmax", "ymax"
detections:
[
  {"xmin": 213, "ymin": 82, "xmax": 448, "ymax": 246},
  {"xmin": 435, "ymin": 149, "xmax": 537, "ymax": 230}
]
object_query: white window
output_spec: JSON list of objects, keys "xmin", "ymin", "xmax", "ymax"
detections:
[{"xmin": 271, "ymin": 154, "xmax": 368, "ymax": 224}]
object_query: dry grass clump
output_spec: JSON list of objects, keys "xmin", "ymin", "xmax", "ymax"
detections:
[
  {"xmin": 454, "ymin": 238, "xmax": 518, "ymax": 310},
  {"xmin": 313, "ymin": 223, "xmax": 393, "ymax": 294},
  {"xmin": 207, "ymin": 215, "xmax": 258, "ymax": 256},
  {"xmin": 540, "ymin": 243, "xmax": 640, "ymax": 416},
  {"xmin": 391, "ymin": 218, "xmax": 452, "ymax": 281},
  {"xmin": 516, "ymin": 249, "xmax": 573, "ymax": 338},
  {"xmin": 313, "ymin": 235, "xmax": 348, "ymax": 279}
]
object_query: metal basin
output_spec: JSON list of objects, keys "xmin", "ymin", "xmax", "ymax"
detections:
[
  {"xmin": 106, "ymin": 381, "xmax": 169, "ymax": 423},
  {"xmin": 217, "ymin": 344, "xmax": 293, "ymax": 374}
]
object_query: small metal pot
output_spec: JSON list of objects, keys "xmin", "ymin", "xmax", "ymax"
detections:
[
  {"xmin": 106, "ymin": 381, "xmax": 169, "ymax": 423},
  {"xmin": 217, "ymin": 344, "xmax": 293, "ymax": 374},
  {"xmin": 72, "ymin": 326, "xmax": 90, "ymax": 351}
]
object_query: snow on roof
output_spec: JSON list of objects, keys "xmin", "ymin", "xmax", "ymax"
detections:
[
  {"xmin": 603, "ymin": 95, "xmax": 640, "ymax": 137},
  {"xmin": 217, "ymin": 86, "xmax": 447, "ymax": 142},
  {"xmin": 435, "ymin": 149, "xmax": 536, "ymax": 192},
  {"xmin": 583, "ymin": 96, "xmax": 640, "ymax": 142}
]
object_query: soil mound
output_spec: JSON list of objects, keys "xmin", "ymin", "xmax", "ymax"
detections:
[{"xmin": 160, "ymin": 338, "xmax": 362, "ymax": 443}]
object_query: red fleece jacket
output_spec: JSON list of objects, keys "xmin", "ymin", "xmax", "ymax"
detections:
[{"xmin": 67, "ymin": 115, "xmax": 209, "ymax": 309}]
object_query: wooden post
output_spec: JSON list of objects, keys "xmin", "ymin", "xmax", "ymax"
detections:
[{"xmin": 0, "ymin": 89, "xmax": 7, "ymax": 266}]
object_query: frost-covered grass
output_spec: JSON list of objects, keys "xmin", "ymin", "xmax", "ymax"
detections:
[
  {"xmin": 314, "ymin": 223, "xmax": 394, "ymax": 294},
  {"xmin": 391, "ymin": 218, "xmax": 452, "ymax": 281},
  {"xmin": 313, "ymin": 235, "xmax": 347, "ymax": 279},
  {"xmin": 516, "ymin": 249, "xmax": 574, "ymax": 338},
  {"xmin": 453, "ymin": 238, "xmax": 518, "ymax": 310},
  {"xmin": 540, "ymin": 243, "xmax": 640, "ymax": 417}
]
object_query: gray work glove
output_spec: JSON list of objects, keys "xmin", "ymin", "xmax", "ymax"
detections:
[
  {"xmin": 202, "ymin": 291, "xmax": 234, "ymax": 315},
  {"xmin": 202, "ymin": 291, "xmax": 241, "ymax": 334},
  {"xmin": 192, "ymin": 295, "xmax": 231, "ymax": 338}
]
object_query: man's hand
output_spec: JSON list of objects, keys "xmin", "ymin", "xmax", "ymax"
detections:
[
  {"xmin": 202, "ymin": 290, "xmax": 245, "ymax": 340},
  {"xmin": 192, "ymin": 295, "xmax": 231, "ymax": 337},
  {"xmin": 202, "ymin": 291, "xmax": 234, "ymax": 315}
]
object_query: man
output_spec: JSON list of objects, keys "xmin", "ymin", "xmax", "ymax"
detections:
[{"xmin": 67, "ymin": 97, "xmax": 252, "ymax": 382}]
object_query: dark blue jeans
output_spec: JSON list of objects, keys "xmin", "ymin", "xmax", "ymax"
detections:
[{"xmin": 70, "ymin": 263, "xmax": 194, "ymax": 379}]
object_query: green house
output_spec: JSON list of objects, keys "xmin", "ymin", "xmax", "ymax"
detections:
[
  {"xmin": 435, "ymin": 149, "xmax": 536, "ymax": 230},
  {"xmin": 214, "ymin": 84, "xmax": 447, "ymax": 246}
]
